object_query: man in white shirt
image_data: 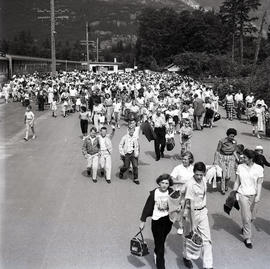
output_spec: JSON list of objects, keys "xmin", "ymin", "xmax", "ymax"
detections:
[
  {"xmin": 234, "ymin": 90, "xmax": 243, "ymax": 103},
  {"xmin": 119, "ymin": 127, "xmax": 140, "ymax": 184},
  {"xmin": 245, "ymin": 93, "xmax": 254, "ymax": 107},
  {"xmin": 234, "ymin": 90, "xmax": 244, "ymax": 119},
  {"xmin": 152, "ymin": 109, "xmax": 166, "ymax": 161},
  {"xmin": 233, "ymin": 149, "xmax": 264, "ymax": 249},
  {"xmin": 98, "ymin": 126, "xmax": 115, "ymax": 184}
]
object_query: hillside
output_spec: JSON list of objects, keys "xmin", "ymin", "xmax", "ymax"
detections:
[
  {"xmin": 0, "ymin": 0, "xmax": 269, "ymax": 47},
  {"xmin": 0, "ymin": 0, "xmax": 191, "ymax": 45}
]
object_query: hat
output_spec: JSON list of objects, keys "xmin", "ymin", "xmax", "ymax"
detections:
[{"xmin": 255, "ymin": 145, "xmax": 263, "ymax": 150}]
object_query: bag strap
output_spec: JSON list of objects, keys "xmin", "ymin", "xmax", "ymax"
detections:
[{"xmin": 134, "ymin": 229, "xmax": 144, "ymax": 241}]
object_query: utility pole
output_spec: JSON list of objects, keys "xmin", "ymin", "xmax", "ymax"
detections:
[
  {"xmin": 96, "ymin": 37, "xmax": 99, "ymax": 62},
  {"xmin": 86, "ymin": 22, "xmax": 90, "ymax": 67},
  {"xmin": 50, "ymin": 0, "xmax": 56, "ymax": 77}
]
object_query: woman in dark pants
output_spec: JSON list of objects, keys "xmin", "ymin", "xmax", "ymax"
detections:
[
  {"xmin": 79, "ymin": 106, "xmax": 90, "ymax": 139},
  {"xmin": 139, "ymin": 174, "xmax": 174, "ymax": 269}
]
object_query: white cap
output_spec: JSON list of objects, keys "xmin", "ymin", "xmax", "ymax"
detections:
[{"xmin": 255, "ymin": 145, "xmax": 263, "ymax": 150}]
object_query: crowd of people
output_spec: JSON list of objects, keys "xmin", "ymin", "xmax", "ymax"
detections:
[
  {"xmin": 224, "ymin": 89, "xmax": 270, "ymax": 138},
  {"xmin": 1, "ymin": 69, "xmax": 270, "ymax": 269}
]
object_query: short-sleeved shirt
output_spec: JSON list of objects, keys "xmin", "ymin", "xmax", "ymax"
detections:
[
  {"xmin": 152, "ymin": 189, "xmax": 169, "ymax": 220},
  {"xmin": 236, "ymin": 163, "xmax": 264, "ymax": 195},
  {"xmin": 218, "ymin": 137, "xmax": 237, "ymax": 155},
  {"xmin": 25, "ymin": 111, "xmax": 34, "ymax": 121},
  {"xmin": 171, "ymin": 164, "xmax": 194, "ymax": 192},
  {"xmin": 185, "ymin": 177, "xmax": 207, "ymax": 209}
]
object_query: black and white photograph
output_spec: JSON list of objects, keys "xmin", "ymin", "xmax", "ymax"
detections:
[{"xmin": 0, "ymin": 0, "xmax": 270, "ymax": 268}]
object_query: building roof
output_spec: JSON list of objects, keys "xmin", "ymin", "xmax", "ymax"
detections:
[{"xmin": 82, "ymin": 61, "xmax": 122, "ymax": 66}]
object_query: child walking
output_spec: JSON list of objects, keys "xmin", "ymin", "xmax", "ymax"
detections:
[
  {"xmin": 51, "ymin": 97, "xmax": 58, "ymax": 117},
  {"xmin": 179, "ymin": 118, "xmax": 193, "ymax": 156},
  {"xmin": 24, "ymin": 105, "xmax": 36, "ymax": 141}
]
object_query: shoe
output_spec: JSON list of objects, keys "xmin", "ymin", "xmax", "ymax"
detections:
[
  {"xmin": 100, "ymin": 170, "xmax": 105, "ymax": 177},
  {"xmin": 155, "ymin": 157, "xmax": 160, "ymax": 161},
  {"xmin": 257, "ymin": 134, "xmax": 261, "ymax": 139},
  {"xmin": 203, "ymin": 268, "xmax": 213, "ymax": 269},
  {"xmin": 32, "ymin": 135, "xmax": 36, "ymax": 139},
  {"xmin": 221, "ymin": 190, "xmax": 226, "ymax": 195},
  {"xmin": 177, "ymin": 228, "xmax": 183, "ymax": 235},
  {"xmin": 225, "ymin": 185, "xmax": 228, "ymax": 191},
  {"xmin": 87, "ymin": 169, "xmax": 91, "ymax": 176},
  {"xmin": 244, "ymin": 239, "xmax": 253, "ymax": 249},
  {"xmin": 133, "ymin": 179, "xmax": 140, "ymax": 185},
  {"xmin": 183, "ymin": 257, "xmax": 193, "ymax": 268},
  {"xmin": 161, "ymin": 153, "xmax": 164, "ymax": 158},
  {"xmin": 24, "ymin": 137, "xmax": 28, "ymax": 141},
  {"xmin": 119, "ymin": 173, "xmax": 123, "ymax": 179},
  {"xmin": 106, "ymin": 179, "xmax": 111, "ymax": 184},
  {"xmin": 92, "ymin": 179, "xmax": 97, "ymax": 183}
]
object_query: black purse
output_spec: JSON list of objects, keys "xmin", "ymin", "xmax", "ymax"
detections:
[
  {"xmin": 213, "ymin": 112, "xmax": 221, "ymax": 122},
  {"xmin": 130, "ymin": 229, "xmax": 149, "ymax": 256}
]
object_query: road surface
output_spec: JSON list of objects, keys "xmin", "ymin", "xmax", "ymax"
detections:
[{"xmin": 0, "ymin": 102, "xmax": 270, "ymax": 269}]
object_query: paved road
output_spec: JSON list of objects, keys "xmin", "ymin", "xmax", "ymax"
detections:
[{"xmin": 0, "ymin": 103, "xmax": 270, "ymax": 269}]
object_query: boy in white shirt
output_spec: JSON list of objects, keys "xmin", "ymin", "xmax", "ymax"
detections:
[{"xmin": 24, "ymin": 105, "xmax": 36, "ymax": 141}]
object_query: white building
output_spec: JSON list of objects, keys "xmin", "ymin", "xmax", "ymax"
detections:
[{"xmin": 82, "ymin": 61, "xmax": 122, "ymax": 73}]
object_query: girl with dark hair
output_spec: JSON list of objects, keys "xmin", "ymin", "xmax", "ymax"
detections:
[
  {"xmin": 139, "ymin": 174, "xmax": 174, "ymax": 269},
  {"xmin": 233, "ymin": 149, "xmax": 264, "ymax": 249},
  {"xmin": 214, "ymin": 128, "xmax": 238, "ymax": 195},
  {"xmin": 79, "ymin": 106, "xmax": 91, "ymax": 139},
  {"xmin": 224, "ymin": 90, "xmax": 234, "ymax": 121}
]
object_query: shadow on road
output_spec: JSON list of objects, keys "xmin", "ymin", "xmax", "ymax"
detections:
[
  {"xmin": 212, "ymin": 213, "xmax": 242, "ymax": 241},
  {"xmin": 141, "ymin": 238, "xmax": 156, "ymax": 269},
  {"xmin": 138, "ymin": 160, "xmax": 150, "ymax": 166},
  {"xmin": 127, "ymin": 255, "xmax": 146, "ymax": 268},
  {"xmin": 241, "ymin": 132, "xmax": 270, "ymax": 140},
  {"xmin": 81, "ymin": 170, "xmax": 88, "ymax": 178},
  {"xmin": 144, "ymin": 151, "xmax": 156, "ymax": 160},
  {"xmin": 254, "ymin": 217, "xmax": 270, "ymax": 235},
  {"xmin": 240, "ymin": 132, "xmax": 254, "ymax": 137},
  {"xmin": 263, "ymin": 181, "xmax": 270, "ymax": 191}
]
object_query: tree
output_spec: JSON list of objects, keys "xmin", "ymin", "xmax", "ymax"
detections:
[
  {"xmin": 220, "ymin": 0, "xmax": 239, "ymax": 62},
  {"xmin": 219, "ymin": 0, "xmax": 261, "ymax": 65},
  {"xmin": 237, "ymin": 0, "xmax": 261, "ymax": 65}
]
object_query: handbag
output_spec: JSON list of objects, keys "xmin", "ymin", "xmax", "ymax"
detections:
[
  {"xmin": 130, "ymin": 229, "xmax": 149, "ymax": 257},
  {"xmin": 168, "ymin": 190, "xmax": 182, "ymax": 223},
  {"xmin": 184, "ymin": 231, "xmax": 203, "ymax": 260},
  {"xmin": 213, "ymin": 112, "xmax": 221, "ymax": 122},
  {"xmin": 166, "ymin": 137, "xmax": 175, "ymax": 151}
]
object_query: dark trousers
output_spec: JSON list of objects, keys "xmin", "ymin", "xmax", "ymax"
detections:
[
  {"xmin": 80, "ymin": 119, "xmax": 88, "ymax": 135},
  {"xmin": 152, "ymin": 216, "xmax": 172, "ymax": 269},
  {"xmin": 154, "ymin": 139, "xmax": 165, "ymax": 160},
  {"xmin": 120, "ymin": 153, "xmax": 138, "ymax": 179},
  {"xmin": 38, "ymin": 101, "xmax": 45, "ymax": 111},
  {"xmin": 194, "ymin": 115, "xmax": 203, "ymax": 130}
]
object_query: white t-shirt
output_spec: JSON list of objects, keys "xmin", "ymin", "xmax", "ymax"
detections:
[
  {"xmin": 25, "ymin": 111, "xmax": 34, "ymax": 121},
  {"xmin": 113, "ymin": 102, "xmax": 122, "ymax": 113},
  {"xmin": 99, "ymin": 136, "xmax": 106, "ymax": 151},
  {"xmin": 236, "ymin": 163, "xmax": 264, "ymax": 195},
  {"xmin": 152, "ymin": 189, "xmax": 169, "ymax": 220},
  {"xmin": 245, "ymin": 95, "xmax": 254, "ymax": 104},
  {"xmin": 171, "ymin": 164, "xmax": 194, "ymax": 192}
]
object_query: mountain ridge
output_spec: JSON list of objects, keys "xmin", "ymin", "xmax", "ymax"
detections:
[{"xmin": 1, "ymin": 0, "xmax": 269, "ymax": 46}]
